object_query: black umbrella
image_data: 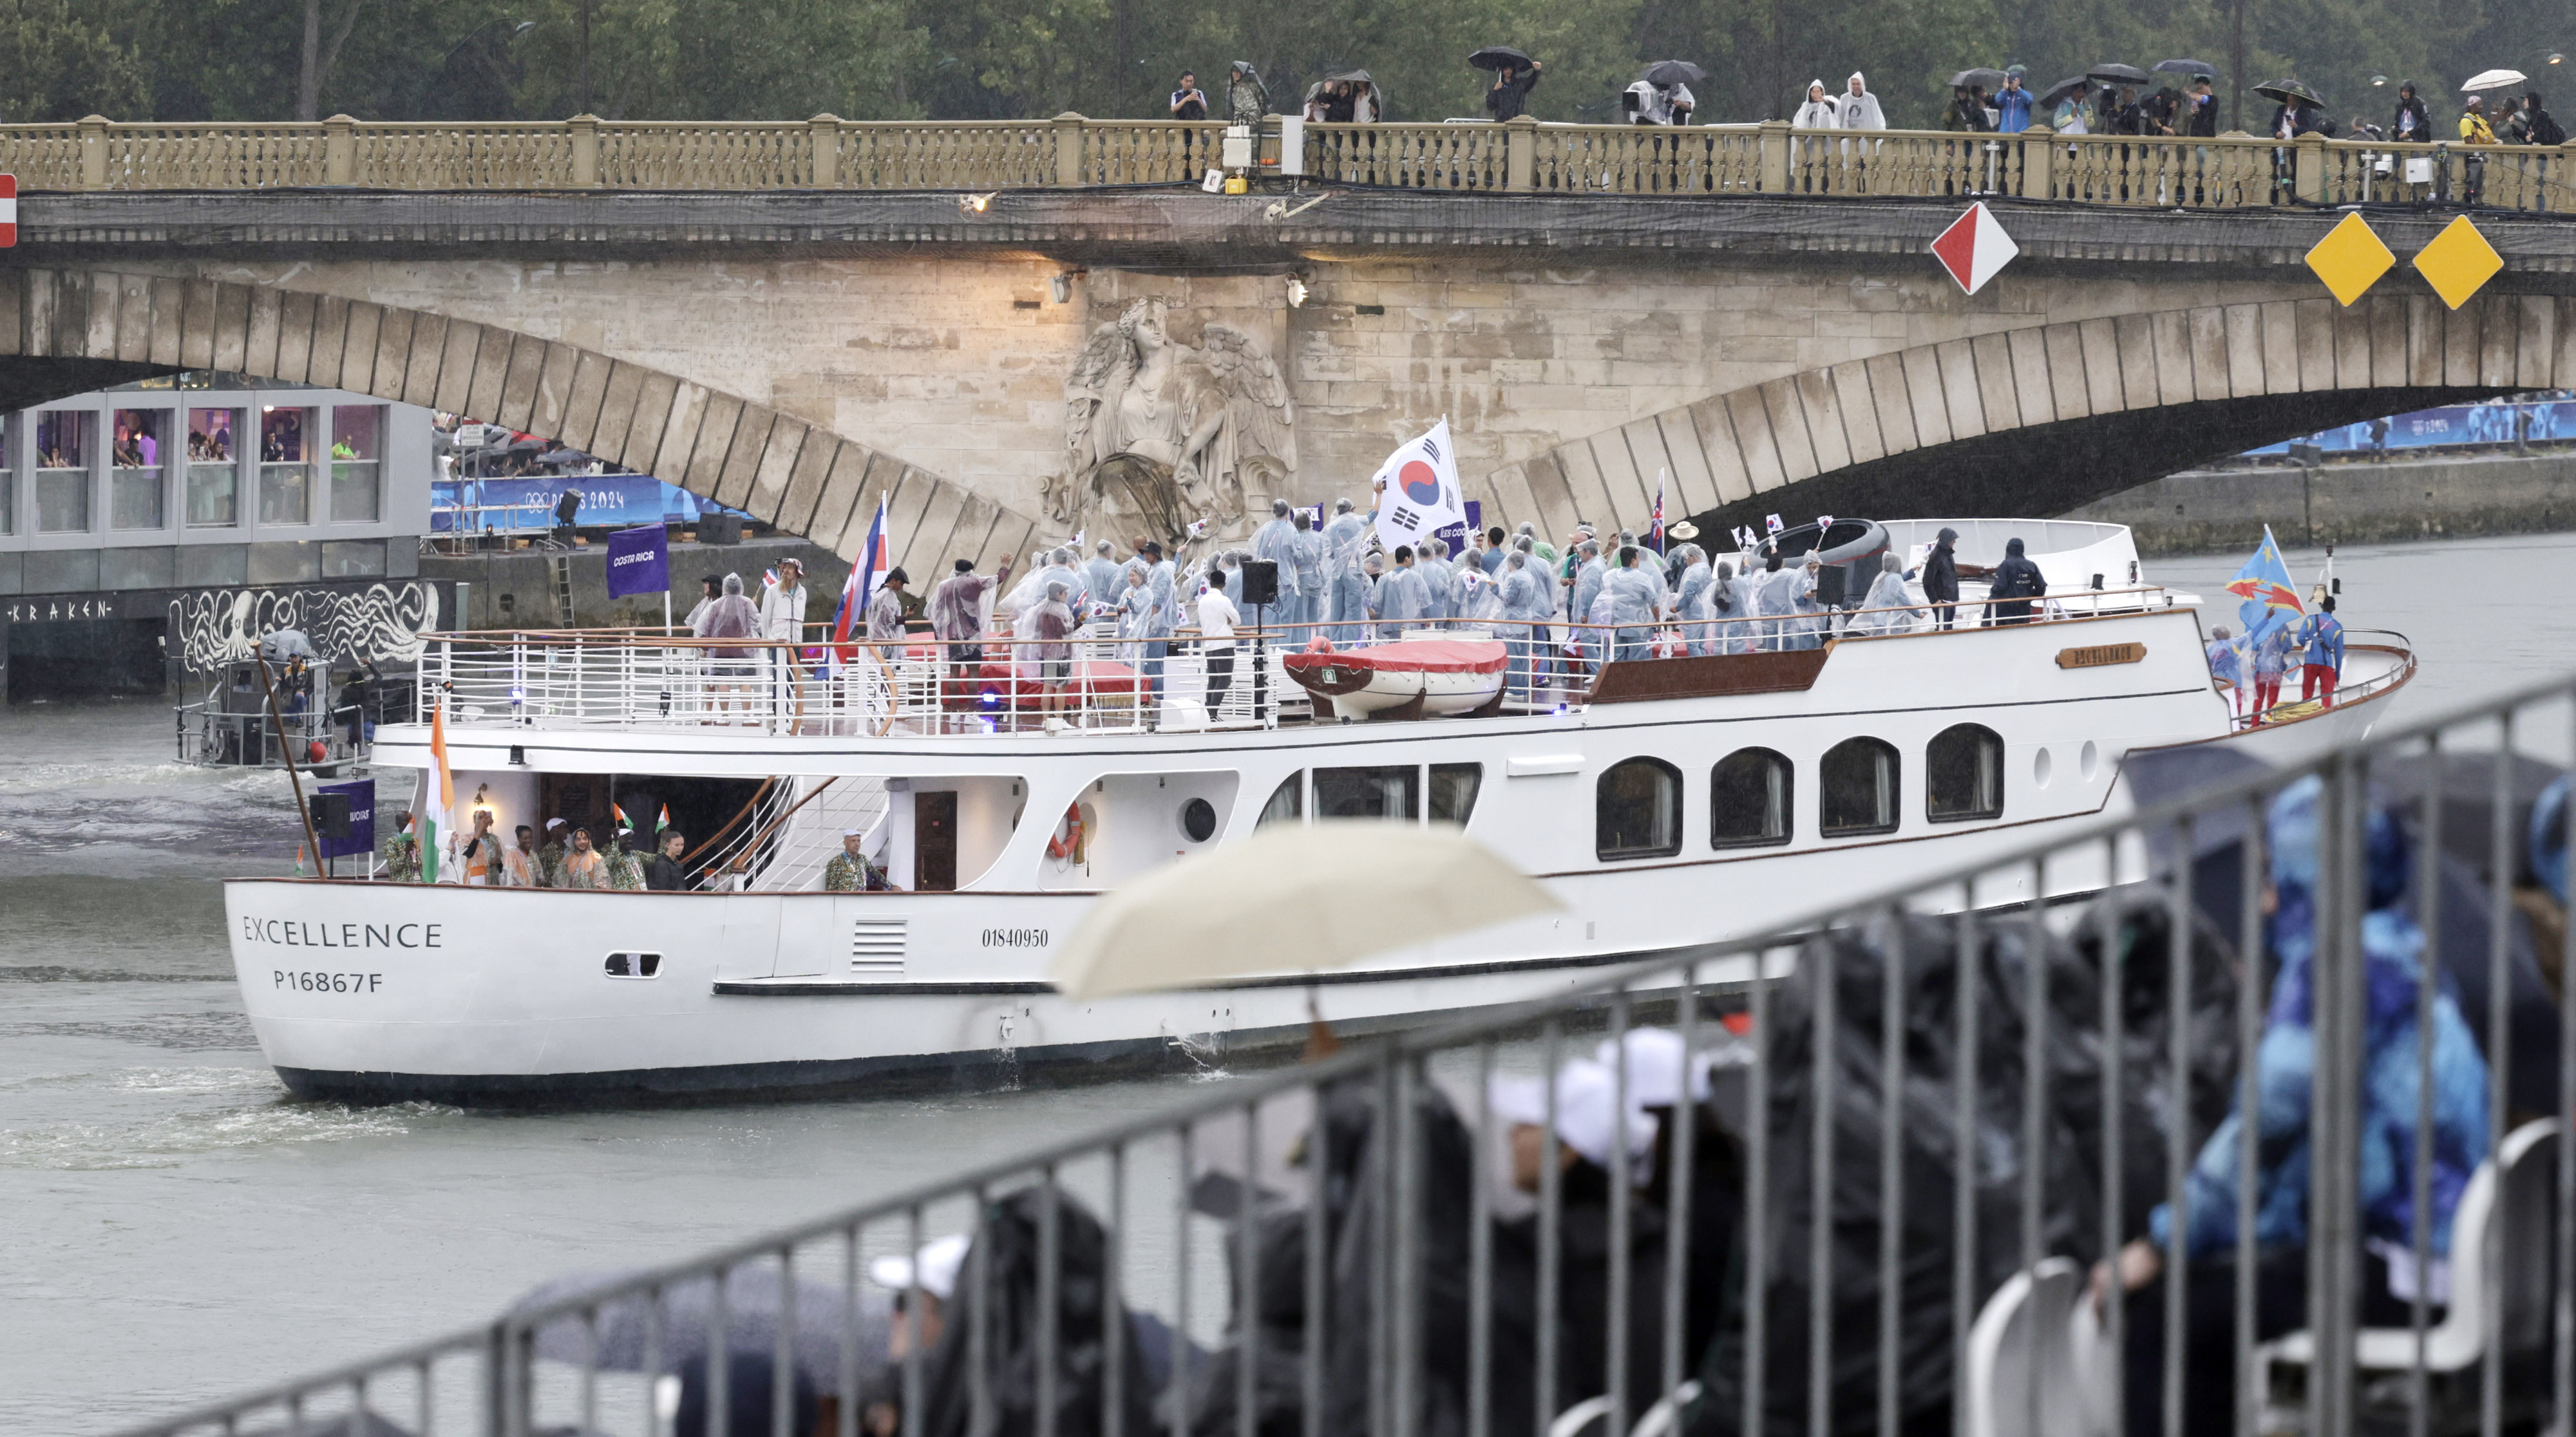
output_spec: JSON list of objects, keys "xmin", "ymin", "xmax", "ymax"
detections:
[
  {"xmin": 2154, "ymin": 58, "xmax": 2219, "ymax": 77},
  {"xmin": 1640, "ymin": 60, "xmax": 1705, "ymax": 88},
  {"xmin": 1468, "ymin": 45, "xmax": 1533, "ymax": 72},
  {"xmin": 2253, "ymin": 77, "xmax": 2324, "ymax": 106},
  {"xmin": 1949, "ymin": 67, "xmax": 2009, "ymax": 89},
  {"xmin": 2088, "ymin": 62, "xmax": 2152, "ymax": 84},
  {"xmin": 540, "ymin": 447, "xmax": 595, "ymax": 470},
  {"xmin": 2040, "ymin": 74, "xmax": 2094, "ymax": 107}
]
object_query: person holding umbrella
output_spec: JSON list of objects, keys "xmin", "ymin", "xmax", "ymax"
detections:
[
  {"xmin": 1473, "ymin": 46, "xmax": 1542, "ymax": 120},
  {"xmin": 1942, "ymin": 73, "xmax": 1995, "ymax": 132},
  {"xmin": 1634, "ymin": 61, "xmax": 1700, "ymax": 125}
]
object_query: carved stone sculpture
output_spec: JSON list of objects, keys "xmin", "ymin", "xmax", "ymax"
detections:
[{"xmin": 1048, "ymin": 297, "xmax": 1294, "ymax": 552}]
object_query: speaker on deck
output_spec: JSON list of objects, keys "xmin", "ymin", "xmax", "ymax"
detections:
[{"xmin": 1238, "ymin": 559, "xmax": 1280, "ymax": 606}]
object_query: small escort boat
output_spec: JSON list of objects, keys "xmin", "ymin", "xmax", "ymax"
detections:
[
  {"xmin": 1283, "ymin": 635, "xmax": 1508, "ymax": 720},
  {"xmin": 219, "ymin": 516, "xmax": 2413, "ymax": 1107}
]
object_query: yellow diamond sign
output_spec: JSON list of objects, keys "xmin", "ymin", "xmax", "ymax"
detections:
[
  {"xmin": 2304, "ymin": 212, "xmax": 2395, "ymax": 306},
  {"xmin": 2413, "ymin": 215, "xmax": 2503, "ymax": 310}
]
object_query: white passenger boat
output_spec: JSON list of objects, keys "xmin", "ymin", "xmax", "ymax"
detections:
[{"xmin": 222, "ymin": 519, "xmax": 2412, "ymax": 1105}]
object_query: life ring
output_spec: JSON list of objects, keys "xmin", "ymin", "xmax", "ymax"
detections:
[{"xmin": 1046, "ymin": 803, "xmax": 1086, "ymax": 863}]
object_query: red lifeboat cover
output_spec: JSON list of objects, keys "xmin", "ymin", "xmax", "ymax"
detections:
[{"xmin": 1283, "ymin": 639, "xmax": 1506, "ymax": 678}]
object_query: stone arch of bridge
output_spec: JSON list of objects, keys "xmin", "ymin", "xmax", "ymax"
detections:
[
  {"xmin": 1473, "ymin": 290, "xmax": 2564, "ymax": 545},
  {"xmin": 0, "ymin": 268, "xmax": 1041, "ymax": 574}
]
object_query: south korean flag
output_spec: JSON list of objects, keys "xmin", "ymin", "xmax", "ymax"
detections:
[{"xmin": 1368, "ymin": 418, "xmax": 1466, "ymax": 550}]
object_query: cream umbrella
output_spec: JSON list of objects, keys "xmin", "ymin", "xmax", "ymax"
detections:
[
  {"xmin": 1049, "ymin": 820, "xmax": 1563, "ymax": 1000},
  {"xmin": 2462, "ymin": 69, "xmax": 2530, "ymax": 93}
]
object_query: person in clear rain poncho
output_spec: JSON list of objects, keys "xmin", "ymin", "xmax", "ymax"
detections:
[
  {"xmin": 1497, "ymin": 550, "xmax": 1546, "ymax": 699},
  {"xmin": 1855, "ymin": 551, "xmax": 1922, "ymax": 634},
  {"xmin": 1321, "ymin": 498, "xmax": 1370, "ymax": 644},
  {"xmin": 1419, "ymin": 536, "xmax": 1461, "ymax": 619},
  {"xmin": 1251, "ymin": 499, "xmax": 1303, "ymax": 630},
  {"xmin": 1569, "ymin": 540, "xmax": 1607, "ymax": 669},
  {"xmin": 1287, "ymin": 509, "xmax": 1324, "ymax": 644},
  {"xmin": 1672, "ymin": 545, "xmax": 1713, "ymax": 655},
  {"xmin": 1083, "ymin": 541, "xmax": 1124, "ymax": 617},
  {"xmin": 1604, "ymin": 546, "xmax": 1662, "ymax": 662}
]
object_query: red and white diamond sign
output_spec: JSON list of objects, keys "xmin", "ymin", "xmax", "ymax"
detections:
[
  {"xmin": 1930, "ymin": 201, "xmax": 2016, "ymax": 296},
  {"xmin": 0, "ymin": 176, "xmax": 17, "ymax": 248}
]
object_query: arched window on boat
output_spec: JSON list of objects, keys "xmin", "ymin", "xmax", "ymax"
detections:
[
  {"xmin": 1597, "ymin": 758, "xmax": 1683, "ymax": 860},
  {"xmin": 1819, "ymin": 738, "xmax": 1899, "ymax": 838},
  {"xmin": 1710, "ymin": 747, "xmax": 1793, "ymax": 849},
  {"xmin": 1925, "ymin": 723, "xmax": 2005, "ymax": 823},
  {"xmin": 1258, "ymin": 771, "xmax": 1303, "ymax": 827}
]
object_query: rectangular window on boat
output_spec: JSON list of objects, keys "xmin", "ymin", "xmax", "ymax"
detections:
[
  {"xmin": 1316, "ymin": 765, "xmax": 1417, "ymax": 821},
  {"xmin": 1429, "ymin": 764, "xmax": 1482, "ymax": 825}
]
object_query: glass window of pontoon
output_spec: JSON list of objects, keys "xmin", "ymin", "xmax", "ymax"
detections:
[
  {"xmin": 1596, "ymin": 758, "xmax": 1681, "ymax": 860},
  {"xmin": 1258, "ymin": 771, "xmax": 1303, "ymax": 827},
  {"xmin": 1316, "ymin": 766, "xmax": 1417, "ymax": 821},
  {"xmin": 1710, "ymin": 748, "xmax": 1793, "ymax": 849},
  {"xmin": 1926, "ymin": 724, "xmax": 2005, "ymax": 823},
  {"xmin": 1430, "ymin": 764, "xmax": 1481, "ymax": 826},
  {"xmin": 1820, "ymin": 738, "xmax": 1899, "ymax": 838}
]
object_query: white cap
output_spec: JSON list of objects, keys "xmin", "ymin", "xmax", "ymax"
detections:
[
  {"xmin": 1486, "ymin": 1073, "xmax": 1548, "ymax": 1128},
  {"xmin": 1551, "ymin": 1059, "xmax": 1659, "ymax": 1185},
  {"xmin": 1593, "ymin": 1028, "xmax": 1713, "ymax": 1109},
  {"xmin": 545, "ymin": 818, "xmax": 567, "ymax": 831},
  {"xmin": 867, "ymin": 1234, "xmax": 969, "ymax": 1301},
  {"xmin": 843, "ymin": 829, "xmax": 865, "ymax": 838}
]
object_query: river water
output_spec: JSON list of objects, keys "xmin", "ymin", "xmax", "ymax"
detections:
[{"xmin": 7, "ymin": 531, "xmax": 2575, "ymax": 1434}]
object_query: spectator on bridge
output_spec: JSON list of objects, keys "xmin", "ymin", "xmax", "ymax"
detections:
[
  {"xmin": 1838, "ymin": 72, "xmax": 1885, "ymax": 129},
  {"xmin": 1226, "ymin": 61, "xmax": 1269, "ymax": 124},
  {"xmin": 2499, "ymin": 94, "xmax": 2532, "ymax": 144},
  {"xmin": 2392, "ymin": 80, "xmax": 2430, "ymax": 146},
  {"xmin": 1170, "ymin": 72, "xmax": 1207, "ymax": 120},
  {"xmin": 1983, "ymin": 535, "xmax": 2046, "ymax": 626},
  {"xmin": 2296, "ymin": 595, "xmax": 2345, "ymax": 706},
  {"xmin": 2053, "ymin": 79, "xmax": 2094, "ymax": 134},
  {"xmin": 2528, "ymin": 91, "xmax": 2564, "ymax": 144},
  {"xmin": 1994, "ymin": 65, "xmax": 2034, "ymax": 132},
  {"xmin": 1793, "ymin": 79, "xmax": 1835, "ymax": 128},
  {"xmin": 2461, "ymin": 95, "xmax": 2496, "ymax": 203},
  {"xmin": 2184, "ymin": 74, "xmax": 2219, "ymax": 137},
  {"xmin": 1942, "ymin": 84, "xmax": 1991, "ymax": 133},
  {"xmin": 1486, "ymin": 59, "xmax": 1542, "ymax": 121}
]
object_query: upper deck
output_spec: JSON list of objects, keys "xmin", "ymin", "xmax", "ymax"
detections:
[{"xmin": 404, "ymin": 581, "xmax": 2206, "ymax": 746}]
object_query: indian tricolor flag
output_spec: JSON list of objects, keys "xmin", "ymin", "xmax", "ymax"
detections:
[
  {"xmin": 656, "ymin": 803, "xmax": 673, "ymax": 834},
  {"xmin": 421, "ymin": 706, "xmax": 457, "ymax": 883}
]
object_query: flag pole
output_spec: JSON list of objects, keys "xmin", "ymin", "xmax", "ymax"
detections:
[{"xmin": 253, "ymin": 653, "xmax": 326, "ymax": 879}]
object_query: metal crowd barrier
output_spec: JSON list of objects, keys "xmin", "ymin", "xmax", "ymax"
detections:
[{"xmin": 113, "ymin": 655, "xmax": 2576, "ymax": 1437}]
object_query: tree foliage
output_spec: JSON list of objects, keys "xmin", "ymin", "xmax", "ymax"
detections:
[{"xmin": 33, "ymin": 0, "xmax": 2573, "ymax": 135}]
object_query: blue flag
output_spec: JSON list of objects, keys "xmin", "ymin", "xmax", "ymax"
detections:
[
  {"xmin": 2223, "ymin": 525, "xmax": 2304, "ymax": 646},
  {"xmin": 605, "ymin": 523, "xmax": 670, "ymax": 599}
]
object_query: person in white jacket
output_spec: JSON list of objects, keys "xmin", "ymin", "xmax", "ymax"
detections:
[{"xmin": 758, "ymin": 557, "xmax": 809, "ymax": 715}]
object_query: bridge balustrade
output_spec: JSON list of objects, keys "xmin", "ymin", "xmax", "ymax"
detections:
[{"xmin": 13, "ymin": 115, "xmax": 2576, "ymax": 212}]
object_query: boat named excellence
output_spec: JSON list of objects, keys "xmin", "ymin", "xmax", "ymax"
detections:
[{"xmin": 222, "ymin": 518, "xmax": 2409, "ymax": 1106}]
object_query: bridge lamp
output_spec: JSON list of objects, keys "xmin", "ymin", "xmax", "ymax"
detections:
[
  {"xmin": 1050, "ymin": 272, "xmax": 1074, "ymax": 304},
  {"xmin": 2371, "ymin": 75, "xmax": 2388, "ymax": 87},
  {"xmin": 958, "ymin": 191, "xmax": 998, "ymax": 215},
  {"xmin": 1285, "ymin": 276, "xmax": 1309, "ymax": 308}
]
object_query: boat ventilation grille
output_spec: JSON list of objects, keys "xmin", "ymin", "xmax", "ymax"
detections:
[{"xmin": 851, "ymin": 917, "xmax": 907, "ymax": 977}]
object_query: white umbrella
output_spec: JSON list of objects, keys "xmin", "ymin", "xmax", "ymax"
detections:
[
  {"xmin": 2462, "ymin": 68, "xmax": 2529, "ymax": 92},
  {"xmin": 1049, "ymin": 820, "xmax": 1563, "ymax": 1001}
]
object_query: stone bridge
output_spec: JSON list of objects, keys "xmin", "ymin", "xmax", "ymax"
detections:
[{"xmin": 11, "ymin": 117, "xmax": 2576, "ymax": 567}]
